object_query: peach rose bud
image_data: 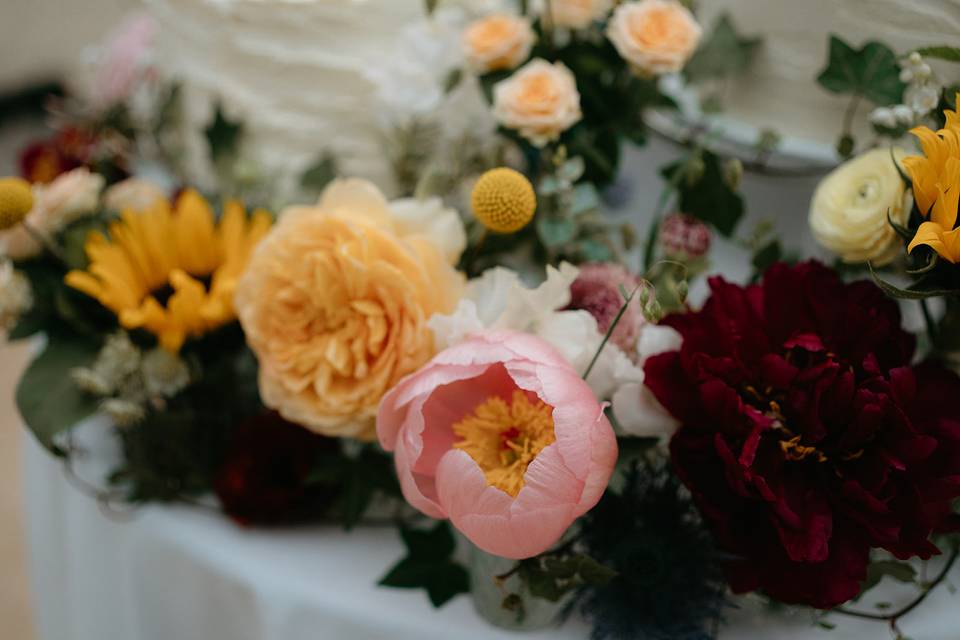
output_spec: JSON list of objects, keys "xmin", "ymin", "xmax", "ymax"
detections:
[
  {"xmin": 493, "ymin": 58, "xmax": 583, "ymax": 147},
  {"xmin": 377, "ymin": 330, "xmax": 618, "ymax": 559},
  {"xmin": 607, "ymin": 0, "xmax": 702, "ymax": 75},
  {"xmin": 462, "ymin": 13, "xmax": 535, "ymax": 73}
]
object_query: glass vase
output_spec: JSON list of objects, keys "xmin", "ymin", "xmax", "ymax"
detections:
[{"xmin": 466, "ymin": 541, "xmax": 565, "ymax": 631}]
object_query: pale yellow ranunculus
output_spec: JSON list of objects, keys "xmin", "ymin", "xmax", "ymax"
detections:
[{"xmin": 809, "ymin": 148, "xmax": 909, "ymax": 266}]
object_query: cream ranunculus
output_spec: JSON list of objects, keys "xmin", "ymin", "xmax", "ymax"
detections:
[
  {"xmin": 549, "ymin": 0, "xmax": 613, "ymax": 30},
  {"xmin": 493, "ymin": 58, "xmax": 582, "ymax": 147},
  {"xmin": 103, "ymin": 177, "xmax": 168, "ymax": 212},
  {"xmin": 607, "ymin": 0, "xmax": 702, "ymax": 75},
  {"xmin": 809, "ymin": 148, "xmax": 909, "ymax": 266},
  {"xmin": 0, "ymin": 168, "xmax": 104, "ymax": 260},
  {"xmin": 462, "ymin": 13, "xmax": 534, "ymax": 73},
  {"xmin": 235, "ymin": 179, "xmax": 465, "ymax": 440}
]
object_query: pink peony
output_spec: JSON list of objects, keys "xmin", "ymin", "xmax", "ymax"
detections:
[{"xmin": 377, "ymin": 330, "xmax": 618, "ymax": 559}]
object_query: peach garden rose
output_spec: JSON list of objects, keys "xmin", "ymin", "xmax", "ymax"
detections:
[
  {"xmin": 607, "ymin": 0, "xmax": 702, "ymax": 75},
  {"xmin": 377, "ymin": 330, "xmax": 617, "ymax": 559},
  {"xmin": 549, "ymin": 0, "xmax": 613, "ymax": 30},
  {"xmin": 462, "ymin": 13, "xmax": 534, "ymax": 73},
  {"xmin": 493, "ymin": 58, "xmax": 582, "ymax": 147},
  {"xmin": 235, "ymin": 179, "xmax": 465, "ymax": 440}
]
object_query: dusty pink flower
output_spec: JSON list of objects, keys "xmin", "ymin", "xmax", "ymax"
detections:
[
  {"xmin": 378, "ymin": 330, "xmax": 617, "ymax": 559},
  {"xmin": 659, "ymin": 212, "xmax": 711, "ymax": 258},
  {"xmin": 565, "ymin": 262, "xmax": 645, "ymax": 356},
  {"xmin": 95, "ymin": 13, "xmax": 156, "ymax": 107}
]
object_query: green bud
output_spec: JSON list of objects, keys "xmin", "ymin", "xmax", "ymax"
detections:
[{"xmin": 723, "ymin": 158, "xmax": 743, "ymax": 191}]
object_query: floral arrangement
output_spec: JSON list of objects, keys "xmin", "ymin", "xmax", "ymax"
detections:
[{"xmin": 2, "ymin": 2, "xmax": 959, "ymax": 639}]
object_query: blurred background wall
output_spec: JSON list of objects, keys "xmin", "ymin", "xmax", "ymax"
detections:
[{"xmin": 1, "ymin": 2, "xmax": 141, "ymax": 638}]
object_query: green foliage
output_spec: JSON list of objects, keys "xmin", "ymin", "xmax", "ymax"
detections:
[
  {"xmin": 16, "ymin": 330, "xmax": 101, "ymax": 454},
  {"xmin": 816, "ymin": 36, "xmax": 905, "ymax": 106},
  {"xmin": 299, "ymin": 153, "xmax": 338, "ymax": 196},
  {"xmin": 309, "ymin": 445, "xmax": 401, "ymax": 530},
  {"xmin": 509, "ymin": 552, "xmax": 616, "ymax": 606},
  {"xmin": 684, "ymin": 13, "xmax": 761, "ymax": 83},
  {"xmin": 869, "ymin": 263, "xmax": 960, "ymax": 300},
  {"xmin": 379, "ymin": 521, "xmax": 470, "ymax": 607},
  {"xmin": 857, "ymin": 560, "xmax": 917, "ymax": 600},
  {"xmin": 111, "ymin": 344, "xmax": 262, "ymax": 501},
  {"xmin": 204, "ymin": 103, "xmax": 244, "ymax": 168},
  {"xmin": 661, "ymin": 150, "xmax": 745, "ymax": 237},
  {"xmin": 915, "ymin": 46, "xmax": 960, "ymax": 63}
]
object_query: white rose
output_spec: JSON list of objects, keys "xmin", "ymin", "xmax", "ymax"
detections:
[
  {"xmin": 607, "ymin": 0, "xmax": 702, "ymax": 75},
  {"xmin": 429, "ymin": 263, "xmax": 677, "ymax": 437},
  {"xmin": 549, "ymin": 0, "xmax": 612, "ymax": 30},
  {"xmin": 493, "ymin": 58, "xmax": 582, "ymax": 147},
  {"xmin": 462, "ymin": 13, "xmax": 534, "ymax": 73},
  {"xmin": 0, "ymin": 259, "xmax": 32, "ymax": 330},
  {"xmin": 389, "ymin": 196, "xmax": 467, "ymax": 265},
  {"xmin": 103, "ymin": 177, "xmax": 167, "ymax": 212},
  {"xmin": 0, "ymin": 168, "xmax": 104, "ymax": 260},
  {"xmin": 809, "ymin": 148, "xmax": 909, "ymax": 266}
]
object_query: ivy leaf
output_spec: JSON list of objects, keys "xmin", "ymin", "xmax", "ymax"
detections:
[
  {"xmin": 857, "ymin": 560, "xmax": 917, "ymax": 600},
  {"xmin": 915, "ymin": 46, "xmax": 960, "ymax": 63},
  {"xmin": 16, "ymin": 330, "xmax": 101, "ymax": 454},
  {"xmin": 816, "ymin": 36, "xmax": 905, "ymax": 105},
  {"xmin": 335, "ymin": 446, "xmax": 400, "ymax": 530},
  {"xmin": 684, "ymin": 13, "xmax": 762, "ymax": 82},
  {"xmin": 751, "ymin": 239, "xmax": 783, "ymax": 278},
  {"xmin": 204, "ymin": 103, "xmax": 243, "ymax": 167},
  {"xmin": 379, "ymin": 522, "xmax": 470, "ymax": 607},
  {"xmin": 662, "ymin": 151, "xmax": 745, "ymax": 237},
  {"xmin": 514, "ymin": 552, "xmax": 617, "ymax": 603}
]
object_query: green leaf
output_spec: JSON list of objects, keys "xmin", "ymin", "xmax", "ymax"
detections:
[
  {"xmin": 379, "ymin": 522, "xmax": 470, "ymax": 607},
  {"xmin": 915, "ymin": 46, "xmax": 960, "ymax": 63},
  {"xmin": 515, "ymin": 552, "xmax": 617, "ymax": 603},
  {"xmin": 816, "ymin": 36, "xmax": 905, "ymax": 105},
  {"xmin": 423, "ymin": 0, "xmax": 439, "ymax": 15},
  {"xmin": 752, "ymin": 239, "xmax": 783, "ymax": 277},
  {"xmin": 684, "ymin": 13, "xmax": 762, "ymax": 82},
  {"xmin": 16, "ymin": 331, "xmax": 100, "ymax": 453},
  {"xmin": 204, "ymin": 104, "xmax": 244, "ymax": 167},
  {"xmin": 299, "ymin": 153, "xmax": 338, "ymax": 195},
  {"xmin": 868, "ymin": 263, "xmax": 960, "ymax": 299},
  {"xmin": 537, "ymin": 217, "xmax": 576, "ymax": 248},
  {"xmin": 669, "ymin": 150, "xmax": 745, "ymax": 237}
]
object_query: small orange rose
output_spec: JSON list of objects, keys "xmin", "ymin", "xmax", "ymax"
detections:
[
  {"xmin": 462, "ymin": 13, "xmax": 534, "ymax": 73},
  {"xmin": 493, "ymin": 59, "xmax": 582, "ymax": 147},
  {"xmin": 607, "ymin": 0, "xmax": 702, "ymax": 75}
]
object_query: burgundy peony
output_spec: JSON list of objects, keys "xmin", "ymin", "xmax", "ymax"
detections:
[
  {"xmin": 215, "ymin": 411, "xmax": 340, "ymax": 525},
  {"xmin": 644, "ymin": 261, "xmax": 960, "ymax": 608}
]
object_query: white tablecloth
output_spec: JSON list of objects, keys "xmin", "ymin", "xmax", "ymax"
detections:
[{"xmin": 22, "ymin": 417, "xmax": 960, "ymax": 640}]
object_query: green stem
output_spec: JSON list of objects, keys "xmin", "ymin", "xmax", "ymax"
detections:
[
  {"xmin": 582, "ymin": 284, "xmax": 643, "ymax": 381},
  {"xmin": 21, "ymin": 220, "xmax": 69, "ymax": 268}
]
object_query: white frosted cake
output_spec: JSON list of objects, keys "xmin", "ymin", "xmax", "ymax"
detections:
[
  {"xmin": 694, "ymin": 0, "xmax": 960, "ymax": 156},
  {"xmin": 145, "ymin": 0, "xmax": 431, "ymax": 194}
]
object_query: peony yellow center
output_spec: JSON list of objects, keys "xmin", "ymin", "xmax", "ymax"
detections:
[{"xmin": 453, "ymin": 390, "xmax": 556, "ymax": 497}]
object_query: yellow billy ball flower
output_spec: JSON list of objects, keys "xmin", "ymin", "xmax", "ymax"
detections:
[
  {"xmin": 471, "ymin": 167, "xmax": 536, "ymax": 234},
  {"xmin": 0, "ymin": 177, "xmax": 34, "ymax": 230}
]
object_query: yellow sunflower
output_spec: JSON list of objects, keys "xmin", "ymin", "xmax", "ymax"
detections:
[{"xmin": 66, "ymin": 189, "xmax": 272, "ymax": 351}]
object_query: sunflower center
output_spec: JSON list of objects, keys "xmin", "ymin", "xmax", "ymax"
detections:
[{"xmin": 452, "ymin": 390, "xmax": 555, "ymax": 497}]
